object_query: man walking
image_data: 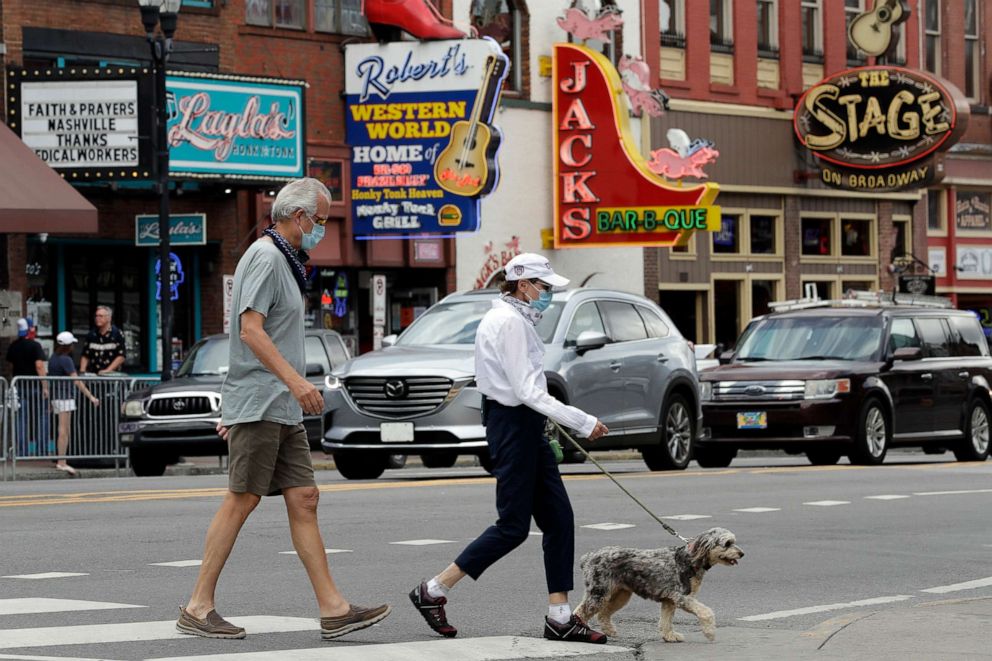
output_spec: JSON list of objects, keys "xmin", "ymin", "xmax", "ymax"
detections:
[
  {"xmin": 5, "ymin": 318, "xmax": 49, "ymax": 456},
  {"xmin": 80, "ymin": 306, "xmax": 126, "ymax": 374},
  {"xmin": 177, "ymin": 178, "xmax": 390, "ymax": 641}
]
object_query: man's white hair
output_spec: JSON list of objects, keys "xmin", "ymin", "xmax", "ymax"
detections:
[{"xmin": 270, "ymin": 177, "xmax": 332, "ymax": 222}]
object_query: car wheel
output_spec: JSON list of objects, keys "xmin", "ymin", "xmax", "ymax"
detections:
[
  {"xmin": 641, "ymin": 395, "xmax": 693, "ymax": 471},
  {"xmin": 848, "ymin": 399, "xmax": 889, "ymax": 466},
  {"xmin": 953, "ymin": 398, "xmax": 991, "ymax": 462},
  {"xmin": 805, "ymin": 448, "xmax": 843, "ymax": 465},
  {"xmin": 421, "ymin": 452, "xmax": 458, "ymax": 469},
  {"xmin": 387, "ymin": 454, "xmax": 407, "ymax": 470},
  {"xmin": 129, "ymin": 449, "xmax": 168, "ymax": 477},
  {"xmin": 694, "ymin": 445, "xmax": 737, "ymax": 468},
  {"xmin": 333, "ymin": 452, "xmax": 387, "ymax": 480}
]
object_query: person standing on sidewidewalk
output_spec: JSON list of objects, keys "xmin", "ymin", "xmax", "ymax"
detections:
[
  {"xmin": 6, "ymin": 318, "xmax": 50, "ymax": 457},
  {"xmin": 409, "ymin": 252, "xmax": 610, "ymax": 644},
  {"xmin": 79, "ymin": 305, "xmax": 126, "ymax": 375},
  {"xmin": 177, "ymin": 178, "xmax": 390, "ymax": 641}
]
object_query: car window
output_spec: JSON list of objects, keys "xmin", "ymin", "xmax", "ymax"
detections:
[
  {"xmin": 916, "ymin": 317, "xmax": 951, "ymax": 358},
  {"xmin": 397, "ymin": 298, "xmax": 564, "ymax": 345},
  {"xmin": 176, "ymin": 337, "xmax": 229, "ymax": 376},
  {"xmin": 305, "ymin": 336, "xmax": 331, "ymax": 375},
  {"xmin": 735, "ymin": 315, "xmax": 883, "ymax": 361},
  {"xmin": 950, "ymin": 315, "xmax": 989, "ymax": 357},
  {"xmin": 565, "ymin": 302, "xmax": 606, "ymax": 344},
  {"xmin": 637, "ymin": 306, "xmax": 670, "ymax": 338},
  {"xmin": 599, "ymin": 301, "xmax": 648, "ymax": 342},
  {"xmin": 889, "ymin": 318, "xmax": 921, "ymax": 352},
  {"xmin": 327, "ymin": 336, "xmax": 350, "ymax": 366}
]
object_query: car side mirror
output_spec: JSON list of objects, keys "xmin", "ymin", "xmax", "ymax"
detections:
[
  {"xmin": 892, "ymin": 346, "xmax": 923, "ymax": 362},
  {"xmin": 575, "ymin": 330, "xmax": 609, "ymax": 355},
  {"xmin": 382, "ymin": 334, "xmax": 398, "ymax": 348},
  {"xmin": 305, "ymin": 362, "xmax": 326, "ymax": 377},
  {"xmin": 718, "ymin": 351, "xmax": 735, "ymax": 365}
]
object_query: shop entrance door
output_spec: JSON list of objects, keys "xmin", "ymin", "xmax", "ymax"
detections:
[
  {"xmin": 660, "ymin": 290, "xmax": 703, "ymax": 343},
  {"xmin": 714, "ymin": 280, "xmax": 743, "ymax": 350}
]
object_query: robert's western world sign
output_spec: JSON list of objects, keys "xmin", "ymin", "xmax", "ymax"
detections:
[
  {"xmin": 794, "ymin": 66, "xmax": 969, "ymax": 192},
  {"xmin": 345, "ymin": 39, "xmax": 508, "ymax": 238}
]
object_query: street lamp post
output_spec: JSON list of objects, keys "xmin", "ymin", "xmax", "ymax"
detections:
[{"xmin": 138, "ymin": 0, "xmax": 181, "ymax": 381}]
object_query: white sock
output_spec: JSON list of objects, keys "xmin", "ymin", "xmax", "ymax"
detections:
[
  {"xmin": 549, "ymin": 603, "xmax": 572, "ymax": 624},
  {"xmin": 426, "ymin": 577, "xmax": 449, "ymax": 599}
]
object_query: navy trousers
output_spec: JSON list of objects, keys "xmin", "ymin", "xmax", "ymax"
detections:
[{"xmin": 454, "ymin": 399, "xmax": 575, "ymax": 594}]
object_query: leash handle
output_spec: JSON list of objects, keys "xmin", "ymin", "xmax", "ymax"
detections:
[{"xmin": 552, "ymin": 421, "xmax": 690, "ymax": 545}]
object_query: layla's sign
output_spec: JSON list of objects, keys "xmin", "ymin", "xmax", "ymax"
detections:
[
  {"xmin": 135, "ymin": 214, "xmax": 207, "ymax": 246},
  {"xmin": 553, "ymin": 44, "xmax": 718, "ymax": 248},
  {"xmin": 794, "ymin": 66, "xmax": 968, "ymax": 192},
  {"xmin": 345, "ymin": 39, "xmax": 508, "ymax": 238},
  {"xmin": 166, "ymin": 73, "xmax": 305, "ymax": 180}
]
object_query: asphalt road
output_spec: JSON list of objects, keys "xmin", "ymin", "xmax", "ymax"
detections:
[{"xmin": 2, "ymin": 453, "xmax": 991, "ymax": 660}]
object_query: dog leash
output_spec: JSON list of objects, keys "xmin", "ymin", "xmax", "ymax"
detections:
[{"xmin": 551, "ymin": 421, "xmax": 690, "ymax": 546}]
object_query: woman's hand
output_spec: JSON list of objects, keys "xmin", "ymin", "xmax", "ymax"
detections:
[
  {"xmin": 588, "ymin": 420, "xmax": 609, "ymax": 441},
  {"xmin": 89, "ymin": 395, "xmax": 100, "ymax": 406}
]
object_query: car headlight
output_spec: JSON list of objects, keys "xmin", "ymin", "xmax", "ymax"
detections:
[
  {"xmin": 324, "ymin": 375, "xmax": 343, "ymax": 391},
  {"xmin": 123, "ymin": 400, "xmax": 145, "ymax": 417},
  {"xmin": 804, "ymin": 379, "xmax": 851, "ymax": 400},
  {"xmin": 699, "ymin": 382, "xmax": 713, "ymax": 401}
]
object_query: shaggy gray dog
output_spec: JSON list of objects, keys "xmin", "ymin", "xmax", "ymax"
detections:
[{"xmin": 574, "ymin": 527, "xmax": 743, "ymax": 642}]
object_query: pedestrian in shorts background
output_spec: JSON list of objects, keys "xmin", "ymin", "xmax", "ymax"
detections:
[{"xmin": 48, "ymin": 331, "xmax": 100, "ymax": 476}]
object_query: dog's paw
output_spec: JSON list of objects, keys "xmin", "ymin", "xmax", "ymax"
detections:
[
  {"xmin": 662, "ymin": 631, "xmax": 685, "ymax": 643},
  {"xmin": 703, "ymin": 627, "xmax": 716, "ymax": 642},
  {"xmin": 601, "ymin": 624, "xmax": 617, "ymax": 637}
]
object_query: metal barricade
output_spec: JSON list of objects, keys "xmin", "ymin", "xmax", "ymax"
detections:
[
  {"xmin": 8, "ymin": 375, "xmax": 159, "ymax": 480},
  {"xmin": 1, "ymin": 377, "xmax": 8, "ymax": 481}
]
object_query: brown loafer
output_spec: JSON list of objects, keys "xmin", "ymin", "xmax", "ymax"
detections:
[
  {"xmin": 176, "ymin": 606, "xmax": 246, "ymax": 639},
  {"xmin": 320, "ymin": 603, "xmax": 391, "ymax": 640}
]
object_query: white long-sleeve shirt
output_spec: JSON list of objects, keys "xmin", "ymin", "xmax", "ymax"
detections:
[{"xmin": 475, "ymin": 298, "xmax": 597, "ymax": 438}]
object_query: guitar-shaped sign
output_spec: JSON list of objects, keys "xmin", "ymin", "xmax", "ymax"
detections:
[
  {"xmin": 848, "ymin": 0, "xmax": 910, "ymax": 57},
  {"xmin": 434, "ymin": 54, "xmax": 508, "ymax": 198}
]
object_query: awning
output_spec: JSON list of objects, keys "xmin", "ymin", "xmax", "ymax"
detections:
[{"xmin": 0, "ymin": 123, "xmax": 98, "ymax": 233}]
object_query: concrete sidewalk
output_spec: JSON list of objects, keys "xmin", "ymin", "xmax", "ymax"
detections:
[{"xmin": 639, "ymin": 596, "xmax": 992, "ymax": 660}]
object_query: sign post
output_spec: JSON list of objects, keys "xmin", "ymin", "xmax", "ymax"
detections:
[
  {"xmin": 372, "ymin": 274, "xmax": 386, "ymax": 351},
  {"xmin": 222, "ymin": 274, "xmax": 235, "ymax": 334}
]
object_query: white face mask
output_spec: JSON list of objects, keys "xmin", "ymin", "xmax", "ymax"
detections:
[{"xmin": 523, "ymin": 281, "xmax": 552, "ymax": 312}]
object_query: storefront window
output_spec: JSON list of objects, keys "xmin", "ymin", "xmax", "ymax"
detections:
[
  {"xmin": 275, "ymin": 0, "xmax": 305, "ymax": 28},
  {"xmin": 802, "ymin": 280, "xmax": 833, "ymax": 301},
  {"xmin": 246, "ymin": 0, "xmax": 272, "ymax": 25},
  {"xmin": 841, "ymin": 281, "xmax": 873, "ymax": 294},
  {"xmin": 892, "ymin": 219, "xmax": 909, "ymax": 259},
  {"xmin": 928, "ymin": 190, "xmax": 945, "ymax": 231},
  {"xmin": 750, "ymin": 215, "xmax": 777, "ymax": 254},
  {"xmin": 316, "ymin": 0, "xmax": 367, "ymax": 35},
  {"xmin": 802, "ymin": 217, "xmax": 832, "ymax": 256},
  {"xmin": 841, "ymin": 219, "xmax": 872, "ymax": 257},
  {"xmin": 955, "ymin": 191, "xmax": 992, "ymax": 233},
  {"xmin": 713, "ymin": 214, "xmax": 741, "ymax": 254},
  {"xmin": 308, "ymin": 269, "xmax": 358, "ymax": 356},
  {"xmin": 751, "ymin": 280, "xmax": 776, "ymax": 317}
]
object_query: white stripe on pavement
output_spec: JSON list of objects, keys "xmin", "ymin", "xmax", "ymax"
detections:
[
  {"xmin": 0, "ymin": 654, "xmax": 123, "ymax": 661},
  {"xmin": 149, "ymin": 560, "xmax": 202, "ymax": 567},
  {"xmin": 865, "ymin": 495, "xmax": 910, "ymax": 500},
  {"xmin": 662, "ymin": 514, "xmax": 711, "ymax": 521},
  {"xmin": 921, "ymin": 576, "xmax": 992, "ymax": 594},
  {"xmin": 738, "ymin": 595, "xmax": 912, "ymax": 621},
  {"xmin": 913, "ymin": 489, "xmax": 992, "ymax": 496},
  {"xmin": 803, "ymin": 500, "xmax": 850, "ymax": 507},
  {"xmin": 147, "ymin": 636, "xmax": 633, "ymax": 661},
  {"xmin": 581, "ymin": 523, "xmax": 635, "ymax": 530},
  {"xmin": 0, "ymin": 616, "xmax": 315, "ymax": 649},
  {"xmin": 0, "ymin": 598, "xmax": 145, "ymax": 616},
  {"xmin": 389, "ymin": 539, "xmax": 456, "ymax": 546},
  {"xmin": 278, "ymin": 549, "xmax": 352, "ymax": 555},
  {"xmin": 1, "ymin": 573, "xmax": 89, "ymax": 580},
  {"xmin": 733, "ymin": 507, "xmax": 781, "ymax": 513}
]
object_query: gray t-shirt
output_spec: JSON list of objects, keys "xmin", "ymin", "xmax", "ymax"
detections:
[{"xmin": 221, "ymin": 239, "xmax": 306, "ymax": 426}]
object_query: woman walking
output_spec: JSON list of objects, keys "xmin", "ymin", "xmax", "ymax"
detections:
[
  {"xmin": 48, "ymin": 331, "xmax": 100, "ymax": 476},
  {"xmin": 409, "ymin": 253, "xmax": 610, "ymax": 643}
]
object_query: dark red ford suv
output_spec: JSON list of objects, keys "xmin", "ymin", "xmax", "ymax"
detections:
[{"xmin": 697, "ymin": 297, "xmax": 992, "ymax": 467}]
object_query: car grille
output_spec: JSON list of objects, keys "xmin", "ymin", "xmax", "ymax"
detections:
[
  {"xmin": 344, "ymin": 376, "xmax": 453, "ymax": 419},
  {"xmin": 714, "ymin": 380, "xmax": 805, "ymax": 401},
  {"xmin": 148, "ymin": 396, "xmax": 215, "ymax": 417}
]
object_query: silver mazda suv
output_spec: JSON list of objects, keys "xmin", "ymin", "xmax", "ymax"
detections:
[{"xmin": 322, "ymin": 288, "xmax": 700, "ymax": 479}]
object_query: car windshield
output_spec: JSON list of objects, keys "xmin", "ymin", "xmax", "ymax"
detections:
[
  {"xmin": 735, "ymin": 316, "xmax": 883, "ymax": 362},
  {"xmin": 176, "ymin": 338, "xmax": 230, "ymax": 377},
  {"xmin": 396, "ymin": 298, "xmax": 564, "ymax": 345}
]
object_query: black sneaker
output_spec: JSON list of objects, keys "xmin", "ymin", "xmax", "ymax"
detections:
[
  {"xmin": 544, "ymin": 614, "xmax": 608, "ymax": 644},
  {"xmin": 409, "ymin": 580, "xmax": 457, "ymax": 638}
]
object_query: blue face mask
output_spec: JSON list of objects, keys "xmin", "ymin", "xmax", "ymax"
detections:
[
  {"xmin": 299, "ymin": 216, "xmax": 325, "ymax": 251},
  {"xmin": 527, "ymin": 285, "xmax": 553, "ymax": 312}
]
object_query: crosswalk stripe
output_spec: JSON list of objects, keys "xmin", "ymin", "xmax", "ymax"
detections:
[
  {"xmin": 278, "ymin": 549, "xmax": 352, "ymax": 555},
  {"xmin": 389, "ymin": 539, "xmax": 455, "ymax": 546},
  {"xmin": 0, "ymin": 598, "xmax": 145, "ymax": 616},
  {"xmin": 733, "ymin": 507, "xmax": 780, "ymax": 513},
  {"xmin": 149, "ymin": 560, "xmax": 202, "ymax": 567},
  {"xmin": 803, "ymin": 500, "xmax": 850, "ymax": 507},
  {"xmin": 739, "ymin": 595, "xmax": 912, "ymax": 621},
  {"xmin": 662, "ymin": 514, "xmax": 711, "ymax": 520},
  {"xmin": 0, "ymin": 616, "xmax": 315, "ymax": 649},
  {"xmin": 2, "ymin": 573, "xmax": 89, "ymax": 580},
  {"xmin": 146, "ymin": 635, "xmax": 634, "ymax": 661},
  {"xmin": 920, "ymin": 576, "xmax": 992, "ymax": 594},
  {"xmin": 581, "ymin": 523, "xmax": 635, "ymax": 531},
  {"xmin": 0, "ymin": 654, "xmax": 122, "ymax": 661}
]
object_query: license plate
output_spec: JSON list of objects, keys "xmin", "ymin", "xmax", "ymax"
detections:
[
  {"xmin": 736, "ymin": 411, "xmax": 767, "ymax": 430},
  {"xmin": 380, "ymin": 422, "xmax": 415, "ymax": 443}
]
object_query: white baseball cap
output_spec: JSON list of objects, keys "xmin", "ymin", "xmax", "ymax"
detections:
[
  {"xmin": 16, "ymin": 318, "xmax": 29, "ymax": 337},
  {"xmin": 56, "ymin": 331, "xmax": 78, "ymax": 346},
  {"xmin": 504, "ymin": 253, "xmax": 570, "ymax": 288}
]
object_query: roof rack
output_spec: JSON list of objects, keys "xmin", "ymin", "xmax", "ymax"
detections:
[{"xmin": 767, "ymin": 290, "xmax": 953, "ymax": 312}]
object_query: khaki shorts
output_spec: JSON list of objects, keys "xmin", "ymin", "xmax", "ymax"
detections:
[{"xmin": 228, "ymin": 421, "xmax": 316, "ymax": 497}]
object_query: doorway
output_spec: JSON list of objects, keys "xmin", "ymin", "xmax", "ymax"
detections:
[
  {"xmin": 713, "ymin": 279, "xmax": 743, "ymax": 349},
  {"xmin": 660, "ymin": 290, "xmax": 703, "ymax": 343}
]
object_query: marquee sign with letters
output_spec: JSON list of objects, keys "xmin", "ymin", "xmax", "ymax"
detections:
[
  {"xmin": 794, "ymin": 66, "xmax": 969, "ymax": 192},
  {"xmin": 553, "ymin": 43, "xmax": 719, "ymax": 249}
]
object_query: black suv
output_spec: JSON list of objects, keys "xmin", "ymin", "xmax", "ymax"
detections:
[
  {"xmin": 698, "ymin": 295, "xmax": 992, "ymax": 467},
  {"xmin": 119, "ymin": 330, "xmax": 349, "ymax": 476}
]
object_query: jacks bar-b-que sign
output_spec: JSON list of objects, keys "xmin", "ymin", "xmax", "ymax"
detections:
[
  {"xmin": 794, "ymin": 66, "xmax": 968, "ymax": 192},
  {"xmin": 553, "ymin": 43, "xmax": 719, "ymax": 249}
]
